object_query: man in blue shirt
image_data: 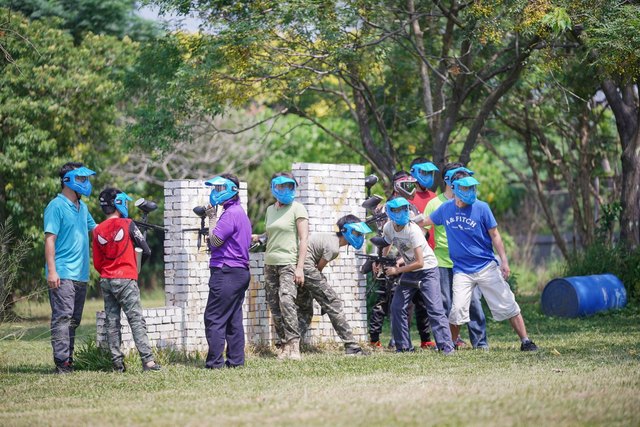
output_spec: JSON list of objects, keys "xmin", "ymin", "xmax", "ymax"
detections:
[
  {"xmin": 44, "ymin": 162, "xmax": 97, "ymax": 373},
  {"xmin": 421, "ymin": 168, "xmax": 538, "ymax": 352}
]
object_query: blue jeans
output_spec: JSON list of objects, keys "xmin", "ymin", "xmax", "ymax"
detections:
[
  {"xmin": 439, "ymin": 267, "xmax": 488, "ymax": 348},
  {"xmin": 391, "ymin": 268, "xmax": 454, "ymax": 352}
]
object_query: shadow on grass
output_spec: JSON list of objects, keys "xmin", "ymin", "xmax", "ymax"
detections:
[{"xmin": 3, "ymin": 364, "xmax": 55, "ymax": 375}]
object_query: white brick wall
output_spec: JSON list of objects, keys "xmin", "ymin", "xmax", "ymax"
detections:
[{"xmin": 97, "ymin": 163, "xmax": 368, "ymax": 352}]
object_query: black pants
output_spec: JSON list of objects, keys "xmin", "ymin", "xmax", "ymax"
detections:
[{"xmin": 368, "ymin": 276, "xmax": 430, "ymax": 343}]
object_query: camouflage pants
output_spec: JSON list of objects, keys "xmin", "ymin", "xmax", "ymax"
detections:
[
  {"xmin": 100, "ymin": 278, "xmax": 154, "ymax": 364},
  {"xmin": 264, "ymin": 264, "xmax": 300, "ymax": 343},
  {"xmin": 296, "ymin": 267, "xmax": 359, "ymax": 350}
]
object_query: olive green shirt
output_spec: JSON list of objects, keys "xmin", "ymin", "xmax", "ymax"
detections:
[{"xmin": 264, "ymin": 201, "xmax": 308, "ymax": 265}]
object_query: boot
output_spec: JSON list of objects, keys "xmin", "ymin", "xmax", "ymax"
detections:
[
  {"xmin": 288, "ymin": 338, "xmax": 301, "ymax": 361},
  {"xmin": 277, "ymin": 341, "xmax": 290, "ymax": 360}
]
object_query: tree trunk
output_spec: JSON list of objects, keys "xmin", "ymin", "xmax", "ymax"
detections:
[{"xmin": 601, "ymin": 80, "xmax": 640, "ymax": 248}]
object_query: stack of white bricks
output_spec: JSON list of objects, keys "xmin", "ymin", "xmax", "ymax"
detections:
[
  {"xmin": 292, "ymin": 163, "xmax": 368, "ymax": 344},
  {"xmin": 97, "ymin": 163, "xmax": 368, "ymax": 352}
]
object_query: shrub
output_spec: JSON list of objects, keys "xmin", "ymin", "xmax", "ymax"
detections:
[{"xmin": 564, "ymin": 243, "xmax": 640, "ymax": 303}]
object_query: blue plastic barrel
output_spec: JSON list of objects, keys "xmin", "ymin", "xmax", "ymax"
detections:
[{"xmin": 541, "ymin": 274, "xmax": 627, "ymax": 318}]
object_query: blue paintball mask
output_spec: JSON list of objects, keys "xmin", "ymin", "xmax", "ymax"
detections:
[
  {"xmin": 444, "ymin": 167, "xmax": 474, "ymax": 186},
  {"xmin": 114, "ymin": 192, "xmax": 133, "ymax": 218},
  {"xmin": 205, "ymin": 176, "xmax": 239, "ymax": 206},
  {"xmin": 386, "ymin": 197, "xmax": 411, "ymax": 226},
  {"xmin": 342, "ymin": 221, "xmax": 372, "ymax": 250},
  {"xmin": 62, "ymin": 166, "xmax": 96, "ymax": 196},
  {"xmin": 410, "ymin": 162, "xmax": 439, "ymax": 189},
  {"xmin": 452, "ymin": 176, "xmax": 479, "ymax": 205},
  {"xmin": 271, "ymin": 176, "xmax": 297, "ymax": 205}
]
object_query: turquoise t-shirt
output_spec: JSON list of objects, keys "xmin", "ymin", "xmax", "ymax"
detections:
[
  {"xmin": 44, "ymin": 194, "xmax": 96, "ymax": 282},
  {"xmin": 265, "ymin": 201, "xmax": 308, "ymax": 265},
  {"xmin": 429, "ymin": 199, "xmax": 498, "ymax": 274}
]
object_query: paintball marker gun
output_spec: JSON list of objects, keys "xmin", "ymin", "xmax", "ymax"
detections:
[
  {"xmin": 133, "ymin": 198, "xmax": 166, "ymax": 234},
  {"xmin": 183, "ymin": 205, "xmax": 210, "ymax": 251},
  {"xmin": 250, "ymin": 233, "xmax": 268, "ymax": 251}
]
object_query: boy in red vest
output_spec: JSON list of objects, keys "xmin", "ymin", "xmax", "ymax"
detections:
[{"xmin": 93, "ymin": 188, "xmax": 160, "ymax": 372}]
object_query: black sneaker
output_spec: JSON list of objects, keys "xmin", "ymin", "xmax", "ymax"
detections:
[
  {"xmin": 55, "ymin": 362, "xmax": 73, "ymax": 374},
  {"xmin": 113, "ymin": 362, "xmax": 126, "ymax": 373},
  {"xmin": 143, "ymin": 362, "xmax": 162, "ymax": 372},
  {"xmin": 345, "ymin": 346, "xmax": 367, "ymax": 356},
  {"xmin": 520, "ymin": 340, "xmax": 538, "ymax": 352}
]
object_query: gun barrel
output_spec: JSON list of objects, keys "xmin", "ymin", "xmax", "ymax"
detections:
[{"xmin": 133, "ymin": 220, "xmax": 167, "ymax": 233}]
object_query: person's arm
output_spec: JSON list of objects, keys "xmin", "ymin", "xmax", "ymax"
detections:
[
  {"xmin": 295, "ymin": 218, "xmax": 308, "ymax": 285},
  {"xmin": 488, "ymin": 227, "xmax": 510, "ymax": 279},
  {"xmin": 316, "ymin": 258, "xmax": 329, "ymax": 272},
  {"xmin": 45, "ymin": 233, "xmax": 60, "ymax": 289},
  {"xmin": 130, "ymin": 221, "xmax": 151, "ymax": 265},
  {"xmin": 385, "ymin": 246, "xmax": 423, "ymax": 276}
]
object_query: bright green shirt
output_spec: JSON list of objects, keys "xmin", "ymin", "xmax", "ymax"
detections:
[
  {"xmin": 264, "ymin": 201, "xmax": 308, "ymax": 265},
  {"xmin": 424, "ymin": 193, "xmax": 454, "ymax": 268}
]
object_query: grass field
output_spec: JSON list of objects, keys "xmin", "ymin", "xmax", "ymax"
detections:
[{"xmin": 1, "ymin": 292, "xmax": 639, "ymax": 426}]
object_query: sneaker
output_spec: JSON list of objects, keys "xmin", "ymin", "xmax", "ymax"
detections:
[
  {"xmin": 474, "ymin": 345, "xmax": 490, "ymax": 352},
  {"xmin": 345, "ymin": 346, "xmax": 367, "ymax": 356},
  {"xmin": 454, "ymin": 338, "xmax": 467, "ymax": 349},
  {"xmin": 395, "ymin": 347, "xmax": 415, "ymax": 353},
  {"xmin": 370, "ymin": 340, "xmax": 383, "ymax": 349},
  {"xmin": 113, "ymin": 362, "xmax": 126, "ymax": 373},
  {"xmin": 54, "ymin": 361, "xmax": 73, "ymax": 374},
  {"xmin": 143, "ymin": 361, "xmax": 162, "ymax": 371},
  {"xmin": 420, "ymin": 341, "xmax": 436, "ymax": 349},
  {"xmin": 443, "ymin": 347, "xmax": 456, "ymax": 356},
  {"xmin": 520, "ymin": 340, "xmax": 538, "ymax": 352}
]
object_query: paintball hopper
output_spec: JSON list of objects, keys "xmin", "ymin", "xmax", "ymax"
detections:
[
  {"xmin": 370, "ymin": 236, "xmax": 390, "ymax": 249},
  {"xmin": 135, "ymin": 198, "xmax": 158, "ymax": 214},
  {"xmin": 364, "ymin": 174, "xmax": 379, "ymax": 190},
  {"xmin": 362, "ymin": 195, "xmax": 383, "ymax": 212},
  {"xmin": 193, "ymin": 206, "xmax": 207, "ymax": 218}
]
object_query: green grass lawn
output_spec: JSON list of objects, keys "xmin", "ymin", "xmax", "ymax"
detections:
[{"xmin": 1, "ymin": 292, "xmax": 639, "ymax": 426}]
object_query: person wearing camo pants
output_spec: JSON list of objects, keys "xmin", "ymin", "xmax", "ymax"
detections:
[
  {"xmin": 257, "ymin": 172, "xmax": 309, "ymax": 361},
  {"xmin": 295, "ymin": 215, "xmax": 372, "ymax": 355},
  {"xmin": 93, "ymin": 188, "xmax": 160, "ymax": 372}
]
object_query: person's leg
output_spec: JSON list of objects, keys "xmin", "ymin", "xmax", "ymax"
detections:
[
  {"xmin": 49, "ymin": 279, "xmax": 76, "ymax": 368},
  {"xmin": 468, "ymin": 287, "xmax": 488, "ymax": 348},
  {"xmin": 390, "ymin": 285, "xmax": 414, "ymax": 351},
  {"xmin": 304, "ymin": 268, "xmax": 359, "ymax": 352},
  {"xmin": 114, "ymin": 279, "xmax": 155, "ymax": 366},
  {"xmin": 277, "ymin": 264, "xmax": 300, "ymax": 344},
  {"xmin": 264, "ymin": 265, "xmax": 285, "ymax": 343},
  {"xmin": 449, "ymin": 272, "xmax": 475, "ymax": 344},
  {"xmin": 418, "ymin": 268, "xmax": 454, "ymax": 353},
  {"xmin": 68, "ymin": 280, "xmax": 87, "ymax": 365},
  {"xmin": 204, "ymin": 268, "xmax": 238, "ymax": 368},
  {"xmin": 100, "ymin": 279, "xmax": 125, "ymax": 367},
  {"xmin": 438, "ymin": 267, "xmax": 453, "ymax": 315},
  {"xmin": 474, "ymin": 263, "xmax": 536, "ymax": 350},
  {"xmin": 368, "ymin": 278, "xmax": 388, "ymax": 343},
  {"xmin": 296, "ymin": 285, "xmax": 314, "ymax": 340},
  {"xmin": 224, "ymin": 268, "xmax": 251, "ymax": 367},
  {"xmin": 412, "ymin": 293, "xmax": 432, "ymax": 345}
]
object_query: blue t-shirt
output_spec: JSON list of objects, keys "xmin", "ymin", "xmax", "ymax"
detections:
[
  {"xmin": 44, "ymin": 194, "xmax": 96, "ymax": 282},
  {"xmin": 429, "ymin": 199, "xmax": 498, "ymax": 274}
]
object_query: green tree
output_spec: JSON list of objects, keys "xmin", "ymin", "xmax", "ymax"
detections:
[
  {"xmin": 0, "ymin": 8, "xmax": 137, "ymax": 294},
  {"xmin": 135, "ymin": 0, "xmax": 563, "ymax": 190},
  {"xmin": 0, "ymin": 0, "xmax": 161, "ymax": 43}
]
